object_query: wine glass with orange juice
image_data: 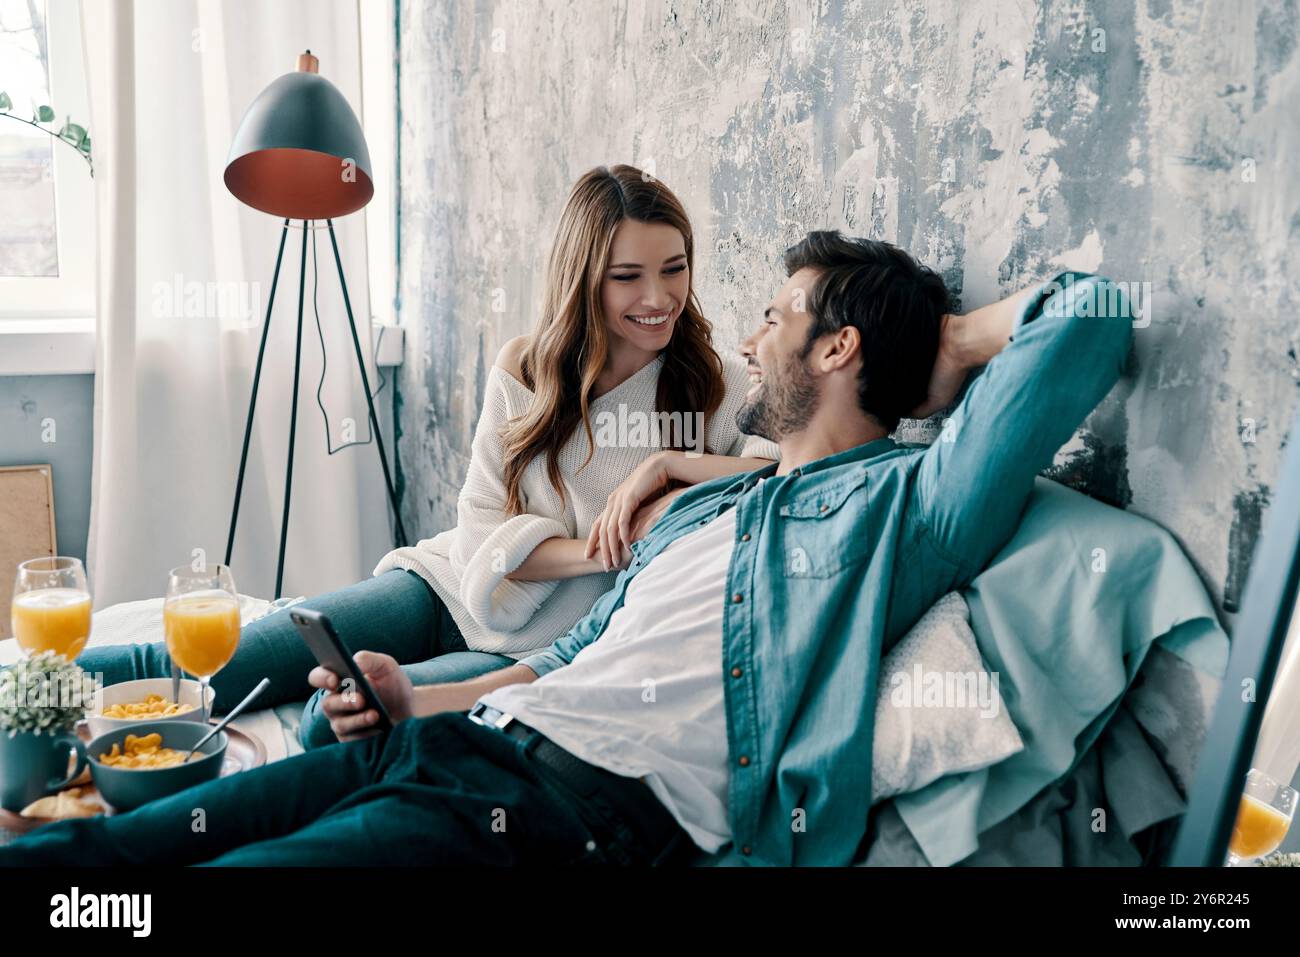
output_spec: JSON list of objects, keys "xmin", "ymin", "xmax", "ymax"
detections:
[
  {"xmin": 11, "ymin": 557, "xmax": 93, "ymax": 661},
  {"xmin": 163, "ymin": 564, "xmax": 240, "ymax": 725},
  {"xmin": 1226, "ymin": 769, "xmax": 1296, "ymax": 865}
]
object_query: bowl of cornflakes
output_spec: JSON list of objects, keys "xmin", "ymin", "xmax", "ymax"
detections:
[
  {"xmin": 87, "ymin": 678, "xmax": 216, "ymax": 739},
  {"xmin": 86, "ymin": 721, "xmax": 227, "ymax": 812}
]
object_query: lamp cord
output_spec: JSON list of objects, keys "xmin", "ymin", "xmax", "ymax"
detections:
[{"xmin": 310, "ymin": 223, "xmax": 388, "ymax": 454}]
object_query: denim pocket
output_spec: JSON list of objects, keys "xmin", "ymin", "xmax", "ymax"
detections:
[{"xmin": 777, "ymin": 474, "xmax": 873, "ymax": 578}]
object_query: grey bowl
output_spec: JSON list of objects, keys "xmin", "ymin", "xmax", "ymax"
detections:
[{"xmin": 87, "ymin": 720, "xmax": 227, "ymax": 812}]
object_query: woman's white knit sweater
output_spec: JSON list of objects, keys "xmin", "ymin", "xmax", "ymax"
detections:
[{"xmin": 373, "ymin": 352, "xmax": 779, "ymax": 657}]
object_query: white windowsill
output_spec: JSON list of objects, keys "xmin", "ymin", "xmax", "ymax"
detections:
[
  {"xmin": 0, "ymin": 317, "xmax": 97, "ymax": 376},
  {"xmin": 0, "ymin": 318, "xmax": 404, "ymax": 376}
]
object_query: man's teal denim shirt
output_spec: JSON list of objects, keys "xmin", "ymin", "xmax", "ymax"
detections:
[{"xmin": 520, "ymin": 272, "xmax": 1134, "ymax": 866}]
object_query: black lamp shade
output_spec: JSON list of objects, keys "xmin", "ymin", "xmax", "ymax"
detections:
[{"xmin": 224, "ymin": 69, "xmax": 373, "ymax": 219}]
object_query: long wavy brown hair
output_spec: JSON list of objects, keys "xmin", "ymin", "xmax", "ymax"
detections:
[{"xmin": 501, "ymin": 165, "xmax": 725, "ymax": 515}]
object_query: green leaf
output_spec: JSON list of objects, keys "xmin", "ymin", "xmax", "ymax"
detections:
[
  {"xmin": 0, "ymin": 91, "xmax": 11, "ymax": 111},
  {"xmin": 59, "ymin": 121, "xmax": 87, "ymax": 147},
  {"xmin": 36, "ymin": 104, "xmax": 54, "ymax": 122}
]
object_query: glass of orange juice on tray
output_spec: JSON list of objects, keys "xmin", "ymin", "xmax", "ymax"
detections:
[
  {"xmin": 163, "ymin": 563, "xmax": 240, "ymax": 724},
  {"xmin": 10, "ymin": 556, "xmax": 93, "ymax": 661},
  {"xmin": 1226, "ymin": 768, "xmax": 1296, "ymax": 865}
]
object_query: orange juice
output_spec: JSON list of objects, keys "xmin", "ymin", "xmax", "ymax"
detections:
[
  {"xmin": 1229, "ymin": 793, "xmax": 1291, "ymax": 859},
  {"xmin": 163, "ymin": 592, "xmax": 240, "ymax": 677},
  {"xmin": 10, "ymin": 588, "xmax": 92, "ymax": 659}
]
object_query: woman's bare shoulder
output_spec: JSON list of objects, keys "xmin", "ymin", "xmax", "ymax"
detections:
[{"xmin": 493, "ymin": 335, "xmax": 530, "ymax": 381}]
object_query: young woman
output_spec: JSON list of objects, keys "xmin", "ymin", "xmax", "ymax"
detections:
[{"xmin": 81, "ymin": 165, "xmax": 777, "ymax": 748}]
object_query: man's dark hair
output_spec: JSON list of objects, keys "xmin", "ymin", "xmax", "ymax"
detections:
[{"xmin": 783, "ymin": 231, "xmax": 951, "ymax": 431}]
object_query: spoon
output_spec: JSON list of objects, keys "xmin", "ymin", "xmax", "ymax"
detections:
[{"xmin": 183, "ymin": 677, "xmax": 270, "ymax": 763}]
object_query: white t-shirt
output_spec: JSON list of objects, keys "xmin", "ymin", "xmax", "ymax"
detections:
[{"xmin": 480, "ymin": 505, "xmax": 739, "ymax": 852}]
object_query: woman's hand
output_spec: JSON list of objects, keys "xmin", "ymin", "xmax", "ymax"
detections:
[
  {"xmin": 308, "ymin": 650, "xmax": 414, "ymax": 742},
  {"xmin": 585, "ymin": 452, "xmax": 674, "ymax": 571}
]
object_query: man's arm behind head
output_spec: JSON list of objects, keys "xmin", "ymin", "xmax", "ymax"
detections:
[{"xmin": 911, "ymin": 272, "xmax": 1135, "ymax": 577}]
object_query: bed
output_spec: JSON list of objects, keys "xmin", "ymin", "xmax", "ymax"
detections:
[{"xmin": 0, "ymin": 478, "xmax": 1230, "ymax": 864}]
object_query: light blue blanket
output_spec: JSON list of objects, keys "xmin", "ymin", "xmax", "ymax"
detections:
[{"xmin": 894, "ymin": 477, "xmax": 1230, "ymax": 866}]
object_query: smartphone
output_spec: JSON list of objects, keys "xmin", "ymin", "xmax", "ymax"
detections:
[{"xmin": 289, "ymin": 607, "xmax": 393, "ymax": 731}]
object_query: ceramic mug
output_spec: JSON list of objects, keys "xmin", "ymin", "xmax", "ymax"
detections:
[{"xmin": 0, "ymin": 729, "xmax": 88, "ymax": 812}]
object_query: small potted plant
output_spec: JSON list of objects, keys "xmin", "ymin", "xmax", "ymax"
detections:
[
  {"xmin": 1258, "ymin": 851, "xmax": 1300, "ymax": 867},
  {"xmin": 0, "ymin": 652, "xmax": 90, "ymax": 812}
]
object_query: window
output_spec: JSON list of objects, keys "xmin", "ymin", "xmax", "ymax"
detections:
[
  {"xmin": 359, "ymin": 0, "xmax": 396, "ymax": 329},
  {"xmin": 0, "ymin": 0, "xmax": 94, "ymax": 320}
]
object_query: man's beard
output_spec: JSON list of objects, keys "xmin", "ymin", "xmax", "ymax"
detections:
[{"xmin": 736, "ymin": 351, "xmax": 819, "ymax": 442}]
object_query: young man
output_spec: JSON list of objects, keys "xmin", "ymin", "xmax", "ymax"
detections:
[{"xmin": 1, "ymin": 233, "xmax": 1132, "ymax": 867}]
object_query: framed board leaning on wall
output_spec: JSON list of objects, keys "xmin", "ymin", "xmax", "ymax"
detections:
[{"xmin": 0, "ymin": 465, "xmax": 57, "ymax": 641}]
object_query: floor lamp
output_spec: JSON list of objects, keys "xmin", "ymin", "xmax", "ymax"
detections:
[{"xmin": 221, "ymin": 51, "xmax": 407, "ymax": 599}]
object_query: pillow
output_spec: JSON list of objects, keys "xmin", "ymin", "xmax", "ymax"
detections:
[
  {"xmin": 893, "ymin": 477, "xmax": 1230, "ymax": 868},
  {"xmin": 872, "ymin": 592, "xmax": 1024, "ymax": 802}
]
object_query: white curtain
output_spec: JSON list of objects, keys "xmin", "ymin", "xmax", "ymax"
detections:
[{"xmin": 81, "ymin": 0, "xmax": 390, "ymax": 608}]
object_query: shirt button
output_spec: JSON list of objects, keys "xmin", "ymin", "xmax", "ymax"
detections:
[
  {"xmin": 793, "ymin": 468, "xmax": 802, "ymax": 477},
  {"xmin": 731, "ymin": 666, "xmax": 743, "ymax": 678},
  {"xmin": 741, "ymin": 845, "xmax": 752, "ymax": 856},
  {"xmin": 738, "ymin": 755, "xmax": 750, "ymax": 767},
  {"xmin": 732, "ymin": 593, "xmax": 743, "ymax": 603},
  {"xmin": 740, "ymin": 533, "xmax": 751, "ymax": 542}
]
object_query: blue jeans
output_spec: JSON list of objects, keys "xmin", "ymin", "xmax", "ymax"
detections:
[{"xmin": 77, "ymin": 570, "xmax": 514, "ymax": 750}]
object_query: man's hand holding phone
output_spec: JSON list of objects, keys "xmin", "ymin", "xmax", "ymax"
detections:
[{"xmin": 308, "ymin": 651, "xmax": 414, "ymax": 741}]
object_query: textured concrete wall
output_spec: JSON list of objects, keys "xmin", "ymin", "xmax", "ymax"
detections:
[{"xmin": 393, "ymin": 0, "xmax": 1299, "ymax": 616}]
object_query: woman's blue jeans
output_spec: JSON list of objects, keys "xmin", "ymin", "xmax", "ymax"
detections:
[{"xmin": 77, "ymin": 569, "xmax": 514, "ymax": 750}]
